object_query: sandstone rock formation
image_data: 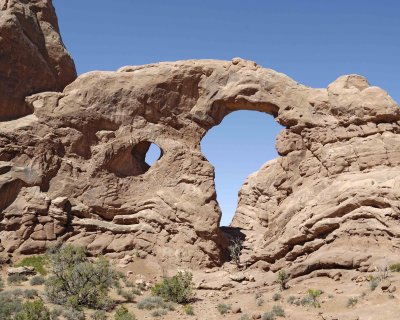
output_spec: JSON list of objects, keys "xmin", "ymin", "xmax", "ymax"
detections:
[
  {"xmin": 232, "ymin": 74, "xmax": 400, "ymax": 276},
  {"xmin": 0, "ymin": 0, "xmax": 76, "ymax": 120},
  {"xmin": 1, "ymin": 55, "xmax": 399, "ymax": 274}
]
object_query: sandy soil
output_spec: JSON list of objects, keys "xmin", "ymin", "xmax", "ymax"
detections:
[{"xmin": 1, "ymin": 255, "xmax": 400, "ymax": 320}]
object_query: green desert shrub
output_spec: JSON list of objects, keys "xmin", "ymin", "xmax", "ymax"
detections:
[
  {"xmin": 368, "ymin": 276, "xmax": 380, "ymax": 291},
  {"xmin": 255, "ymin": 292, "xmax": 264, "ymax": 306},
  {"xmin": 15, "ymin": 255, "xmax": 48, "ymax": 275},
  {"xmin": 118, "ymin": 288, "xmax": 136, "ymax": 302},
  {"xmin": 389, "ymin": 263, "xmax": 400, "ymax": 272},
  {"xmin": 183, "ymin": 304, "xmax": 194, "ymax": 315},
  {"xmin": 62, "ymin": 308, "xmax": 85, "ymax": 320},
  {"xmin": 137, "ymin": 296, "xmax": 172, "ymax": 310},
  {"xmin": 287, "ymin": 296, "xmax": 299, "ymax": 305},
  {"xmin": 272, "ymin": 305, "xmax": 285, "ymax": 317},
  {"xmin": 152, "ymin": 271, "xmax": 194, "ymax": 303},
  {"xmin": 0, "ymin": 276, "xmax": 4, "ymax": 290},
  {"xmin": 23, "ymin": 289, "xmax": 39, "ymax": 299},
  {"xmin": 30, "ymin": 275, "xmax": 46, "ymax": 286},
  {"xmin": 0, "ymin": 291, "xmax": 23, "ymax": 320},
  {"xmin": 91, "ymin": 310, "xmax": 107, "ymax": 320},
  {"xmin": 262, "ymin": 312, "xmax": 275, "ymax": 320},
  {"xmin": 272, "ymin": 293, "xmax": 281, "ymax": 301},
  {"xmin": 256, "ymin": 297, "xmax": 265, "ymax": 306},
  {"xmin": 45, "ymin": 244, "xmax": 119, "ymax": 309},
  {"xmin": 8, "ymin": 273, "xmax": 28, "ymax": 285},
  {"xmin": 302, "ymin": 289, "xmax": 323, "ymax": 308},
  {"xmin": 114, "ymin": 305, "xmax": 136, "ymax": 320},
  {"xmin": 347, "ymin": 297, "xmax": 358, "ymax": 308},
  {"xmin": 277, "ymin": 270, "xmax": 288, "ymax": 290},
  {"xmin": 151, "ymin": 308, "xmax": 168, "ymax": 317},
  {"xmin": 49, "ymin": 306, "xmax": 63, "ymax": 320},
  {"xmin": 240, "ymin": 315, "xmax": 251, "ymax": 320},
  {"xmin": 14, "ymin": 299, "xmax": 51, "ymax": 320},
  {"xmin": 217, "ymin": 303, "xmax": 231, "ymax": 315}
]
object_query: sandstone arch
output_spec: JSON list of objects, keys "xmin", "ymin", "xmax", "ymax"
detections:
[{"xmin": 1, "ymin": 58, "xmax": 400, "ymax": 275}]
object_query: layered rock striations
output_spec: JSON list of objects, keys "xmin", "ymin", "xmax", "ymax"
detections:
[
  {"xmin": 232, "ymin": 75, "xmax": 400, "ymax": 276},
  {"xmin": 0, "ymin": 0, "xmax": 76, "ymax": 120},
  {"xmin": 1, "ymin": 56, "xmax": 399, "ymax": 273},
  {"xmin": 0, "ymin": 1, "xmax": 399, "ymax": 273}
]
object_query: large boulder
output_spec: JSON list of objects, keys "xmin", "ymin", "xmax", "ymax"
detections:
[
  {"xmin": 0, "ymin": 0, "xmax": 76, "ymax": 120},
  {"xmin": 0, "ymin": 58, "xmax": 399, "ymax": 272}
]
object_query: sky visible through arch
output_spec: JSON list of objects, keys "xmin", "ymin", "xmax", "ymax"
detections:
[{"xmin": 53, "ymin": 0, "xmax": 400, "ymax": 226}]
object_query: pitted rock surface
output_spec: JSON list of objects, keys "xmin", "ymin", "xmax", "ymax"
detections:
[
  {"xmin": 0, "ymin": 0, "xmax": 76, "ymax": 120},
  {"xmin": 0, "ymin": 56, "xmax": 399, "ymax": 271}
]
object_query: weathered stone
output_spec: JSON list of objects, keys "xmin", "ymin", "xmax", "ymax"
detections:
[
  {"xmin": 0, "ymin": 0, "xmax": 76, "ymax": 120},
  {"xmin": 232, "ymin": 306, "xmax": 241, "ymax": 314},
  {"xmin": 230, "ymin": 273, "xmax": 246, "ymax": 282},
  {"xmin": 7, "ymin": 266, "xmax": 36, "ymax": 276},
  {"xmin": 0, "ymin": 47, "xmax": 399, "ymax": 273}
]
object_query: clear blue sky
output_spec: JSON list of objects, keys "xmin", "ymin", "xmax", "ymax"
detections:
[{"xmin": 54, "ymin": 0, "xmax": 399, "ymax": 226}]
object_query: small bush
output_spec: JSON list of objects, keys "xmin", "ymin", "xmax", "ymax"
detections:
[
  {"xmin": 50, "ymin": 307, "xmax": 63, "ymax": 320},
  {"xmin": 183, "ymin": 304, "xmax": 194, "ymax": 315},
  {"xmin": 262, "ymin": 312, "xmax": 275, "ymax": 320},
  {"xmin": 287, "ymin": 296, "xmax": 297, "ymax": 305},
  {"xmin": 45, "ymin": 244, "xmax": 119, "ymax": 309},
  {"xmin": 0, "ymin": 276, "xmax": 4, "ymax": 291},
  {"xmin": 92, "ymin": 310, "xmax": 107, "ymax": 320},
  {"xmin": 15, "ymin": 255, "xmax": 48, "ymax": 276},
  {"xmin": 30, "ymin": 275, "xmax": 46, "ymax": 286},
  {"xmin": 12, "ymin": 288, "xmax": 24, "ymax": 296},
  {"xmin": 122, "ymin": 278, "xmax": 135, "ymax": 288},
  {"xmin": 277, "ymin": 270, "xmax": 288, "ymax": 290},
  {"xmin": 228, "ymin": 237, "xmax": 243, "ymax": 268},
  {"xmin": 14, "ymin": 299, "xmax": 51, "ymax": 320},
  {"xmin": 389, "ymin": 263, "xmax": 400, "ymax": 272},
  {"xmin": 62, "ymin": 308, "xmax": 85, "ymax": 320},
  {"xmin": 272, "ymin": 305, "xmax": 285, "ymax": 317},
  {"xmin": 8, "ymin": 273, "xmax": 28, "ymax": 285},
  {"xmin": 272, "ymin": 293, "xmax": 281, "ymax": 301},
  {"xmin": 114, "ymin": 306, "xmax": 136, "ymax": 320},
  {"xmin": 23, "ymin": 289, "xmax": 38, "ymax": 299},
  {"xmin": 217, "ymin": 303, "xmax": 231, "ymax": 315},
  {"xmin": 303, "ymin": 289, "xmax": 323, "ymax": 308},
  {"xmin": 347, "ymin": 297, "xmax": 358, "ymax": 308},
  {"xmin": 300, "ymin": 296, "xmax": 313, "ymax": 306},
  {"xmin": 377, "ymin": 264, "xmax": 390, "ymax": 280},
  {"xmin": 256, "ymin": 297, "xmax": 265, "ymax": 306},
  {"xmin": 240, "ymin": 315, "xmax": 251, "ymax": 320},
  {"xmin": 0, "ymin": 291, "xmax": 23, "ymax": 320},
  {"xmin": 369, "ymin": 277, "xmax": 380, "ymax": 291},
  {"xmin": 151, "ymin": 309, "xmax": 168, "ymax": 317},
  {"xmin": 137, "ymin": 296, "xmax": 170, "ymax": 310},
  {"xmin": 152, "ymin": 271, "xmax": 194, "ymax": 303},
  {"xmin": 255, "ymin": 292, "xmax": 264, "ymax": 306},
  {"xmin": 119, "ymin": 289, "xmax": 136, "ymax": 302}
]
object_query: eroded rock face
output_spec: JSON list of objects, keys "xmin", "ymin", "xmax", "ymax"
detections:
[
  {"xmin": 232, "ymin": 75, "xmax": 400, "ymax": 276},
  {"xmin": 0, "ymin": 57, "xmax": 399, "ymax": 272},
  {"xmin": 0, "ymin": 0, "xmax": 76, "ymax": 120}
]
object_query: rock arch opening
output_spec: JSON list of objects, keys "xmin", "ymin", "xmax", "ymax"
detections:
[
  {"xmin": 201, "ymin": 110, "xmax": 283, "ymax": 226},
  {"xmin": 107, "ymin": 141, "xmax": 163, "ymax": 177}
]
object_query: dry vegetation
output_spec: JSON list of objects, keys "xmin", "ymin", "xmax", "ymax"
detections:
[{"xmin": 1, "ymin": 246, "xmax": 400, "ymax": 319}]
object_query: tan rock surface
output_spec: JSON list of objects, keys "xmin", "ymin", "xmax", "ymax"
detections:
[
  {"xmin": 0, "ymin": 56, "xmax": 399, "ymax": 271},
  {"xmin": 0, "ymin": 0, "xmax": 76, "ymax": 120}
]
